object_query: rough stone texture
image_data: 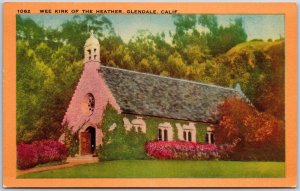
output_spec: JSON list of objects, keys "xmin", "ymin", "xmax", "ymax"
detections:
[
  {"xmin": 62, "ymin": 61, "xmax": 120, "ymax": 147},
  {"xmin": 100, "ymin": 66, "xmax": 244, "ymax": 123}
]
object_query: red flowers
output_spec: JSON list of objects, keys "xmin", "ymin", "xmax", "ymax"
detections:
[
  {"xmin": 17, "ymin": 144, "xmax": 39, "ymax": 169},
  {"xmin": 17, "ymin": 140, "xmax": 68, "ymax": 169},
  {"xmin": 145, "ymin": 141, "xmax": 225, "ymax": 160}
]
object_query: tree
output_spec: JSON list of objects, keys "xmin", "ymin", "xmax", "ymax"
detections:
[
  {"xmin": 173, "ymin": 14, "xmax": 198, "ymax": 50},
  {"xmin": 172, "ymin": 15, "xmax": 209, "ymax": 64},
  {"xmin": 126, "ymin": 30, "xmax": 173, "ymax": 74},
  {"xmin": 165, "ymin": 52, "xmax": 186, "ymax": 78},
  {"xmin": 198, "ymin": 15, "xmax": 247, "ymax": 56},
  {"xmin": 214, "ymin": 97, "xmax": 284, "ymax": 161},
  {"xmin": 198, "ymin": 15, "xmax": 218, "ymax": 33},
  {"xmin": 100, "ymin": 35, "xmax": 124, "ymax": 66},
  {"xmin": 16, "ymin": 15, "xmax": 45, "ymax": 48},
  {"xmin": 60, "ymin": 15, "xmax": 115, "ymax": 59},
  {"xmin": 17, "ymin": 41, "xmax": 55, "ymax": 143}
]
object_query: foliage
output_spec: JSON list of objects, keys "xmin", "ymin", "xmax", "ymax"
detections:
[
  {"xmin": 225, "ymin": 40, "xmax": 285, "ymax": 120},
  {"xmin": 16, "ymin": 40, "xmax": 82, "ymax": 143},
  {"xmin": 17, "ymin": 40, "xmax": 56, "ymax": 143},
  {"xmin": 17, "ymin": 144, "xmax": 39, "ymax": 169},
  {"xmin": 33, "ymin": 140, "xmax": 68, "ymax": 164},
  {"xmin": 63, "ymin": 124, "xmax": 79, "ymax": 157},
  {"xmin": 198, "ymin": 15, "xmax": 247, "ymax": 56},
  {"xmin": 196, "ymin": 123, "xmax": 207, "ymax": 142},
  {"xmin": 60, "ymin": 15, "xmax": 115, "ymax": 59},
  {"xmin": 172, "ymin": 15, "xmax": 209, "ymax": 64},
  {"xmin": 17, "ymin": 16, "xmax": 83, "ymax": 143},
  {"xmin": 261, "ymin": 41, "xmax": 285, "ymax": 120},
  {"xmin": 214, "ymin": 97, "xmax": 285, "ymax": 161},
  {"xmin": 16, "ymin": 14, "xmax": 284, "ymax": 146},
  {"xmin": 99, "ymin": 105, "xmax": 209, "ymax": 160},
  {"xmin": 98, "ymin": 105, "xmax": 147, "ymax": 160},
  {"xmin": 145, "ymin": 141, "xmax": 233, "ymax": 160},
  {"xmin": 16, "ymin": 15, "xmax": 46, "ymax": 48},
  {"xmin": 17, "ymin": 140, "xmax": 68, "ymax": 169}
]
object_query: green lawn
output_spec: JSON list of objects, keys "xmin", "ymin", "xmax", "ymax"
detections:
[{"xmin": 18, "ymin": 160, "xmax": 285, "ymax": 178}]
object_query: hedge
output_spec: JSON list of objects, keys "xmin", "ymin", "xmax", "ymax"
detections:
[
  {"xmin": 145, "ymin": 141, "xmax": 234, "ymax": 160},
  {"xmin": 17, "ymin": 140, "xmax": 68, "ymax": 169}
]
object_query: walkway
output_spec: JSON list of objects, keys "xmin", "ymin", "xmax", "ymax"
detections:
[{"xmin": 17, "ymin": 155, "xmax": 98, "ymax": 176}]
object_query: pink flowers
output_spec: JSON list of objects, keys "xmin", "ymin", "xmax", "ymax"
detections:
[
  {"xmin": 17, "ymin": 140, "xmax": 68, "ymax": 169},
  {"xmin": 17, "ymin": 144, "xmax": 39, "ymax": 169},
  {"xmin": 145, "ymin": 141, "xmax": 230, "ymax": 160}
]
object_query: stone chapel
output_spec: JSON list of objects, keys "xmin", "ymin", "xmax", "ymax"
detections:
[{"xmin": 61, "ymin": 31, "xmax": 245, "ymax": 155}]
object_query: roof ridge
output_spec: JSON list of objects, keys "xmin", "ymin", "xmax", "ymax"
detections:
[{"xmin": 100, "ymin": 65, "xmax": 237, "ymax": 92}]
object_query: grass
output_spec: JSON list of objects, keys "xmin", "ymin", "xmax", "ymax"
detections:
[
  {"xmin": 35, "ymin": 161, "xmax": 65, "ymax": 168},
  {"xmin": 18, "ymin": 160, "xmax": 285, "ymax": 178},
  {"xmin": 226, "ymin": 40, "xmax": 284, "ymax": 56}
]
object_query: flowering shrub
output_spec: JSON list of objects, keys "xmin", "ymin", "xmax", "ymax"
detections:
[
  {"xmin": 216, "ymin": 143, "xmax": 236, "ymax": 160},
  {"xmin": 33, "ymin": 140, "xmax": 68, "ymax": 164},
  {"xmin": 145, "ymin": 141, "xmax": 232, "ymax": 160},
  {"xmin": 17, "ymin": 144, "xmax": 39, "ymax": 169},
  {"xmin": 17, "ymin": 140, "xmax": 68, "ymax": 169}
]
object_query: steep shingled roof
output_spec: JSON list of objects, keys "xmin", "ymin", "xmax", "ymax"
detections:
[{"xmin": 100, "ymin": 66, "xmax": 244, "ymax": 123}]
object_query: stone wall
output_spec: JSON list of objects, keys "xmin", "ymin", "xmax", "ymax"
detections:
[
  {"xmin": 119, "ymin": 114, "xmax": 209, "ymax": 143},
  {"xmin": 61, "ymin": 61, "xmax": 120, "ymax": 147}
]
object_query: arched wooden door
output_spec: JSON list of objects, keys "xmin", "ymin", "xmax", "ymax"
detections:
[{"xmin": 80, "ymin": 131, "xmax": 91, "ymax": 155}]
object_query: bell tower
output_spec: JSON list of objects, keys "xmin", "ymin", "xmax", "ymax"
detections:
[{"xmin": 84, "ymin": 30, "xmax": 100, "ymax": 63}]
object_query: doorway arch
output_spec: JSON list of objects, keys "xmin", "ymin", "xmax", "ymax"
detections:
[
  {"xmin": 80, "ymin": 126, "xmax": 96, "ymax": 155},
  {"xmin": 86, "ymin": 126, "xmax": 96, "ymax": 153}
]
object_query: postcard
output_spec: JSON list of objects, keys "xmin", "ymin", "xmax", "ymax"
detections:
[{"xmin": 2, "ymin": 2, "xmax": 297, "ymax": 188}]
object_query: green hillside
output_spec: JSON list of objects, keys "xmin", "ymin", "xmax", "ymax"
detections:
[
  {"xmin": 224, "ymin": 39, "xmax": 284, "ymax": 120},
  {"xmin": 227, "ymin": 40, "xmax": 284, "ymax": 56},
  {"xmin": 226, "ymin": 40, "xmax": 284, "ymax": 67}
]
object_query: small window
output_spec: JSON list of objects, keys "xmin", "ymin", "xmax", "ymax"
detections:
[
  {"xmin": 87, "ymin": 49, "xmax": 91, "ymax": 55},
  {"xmin": 158, "ymin": 123, "xmax": 173, "ymax": 141},
  {"xmin": 183, "ymin": 131, "xmax": 187, "ymax": 141},
  {"xmin": 205, "ymin": 133, "xmax": 209, "ymax": 143},
  {"xmin": 89, "ymin": 56, "xmax": 91, "ymax": 60},
  {"xmin": 188, "ymin": 131, "xmax": 192, "ymax": 142},
  {"xmin": 183, "ymin": 130, "xmax": 192, "ymax": 142},
  {"xmin": 211, "ymin": 133, "xmax": 215, "ymax": 144},
  {"xmin": 206, "ymin": 132, "xmax": 215, "ymax": 144},
  {"xmin": 158, "ymin": 129, "xmax": 162, "ymax": 141},
  {"xmin": 94, "ymin": 55, "xmax": 97, "ymax": 60},
  {"xmin": 82, "ymin": 93, "xmax": 95, "ymax": 116},
  {"xmin": 164, "ymin": 129, "xmax": 168, "ymax": 141},
  {"xmin": 88, "ymin": 94, "xmax": 95, "ymax": 113},
  {"xmin": 94, "ymin": 48, "xmax": 96, "ymax": 52}
]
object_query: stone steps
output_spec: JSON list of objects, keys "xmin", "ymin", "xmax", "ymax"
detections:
[{"xmin": 66, "ymin": 154, "xmax": 99, "ymax": 163}]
